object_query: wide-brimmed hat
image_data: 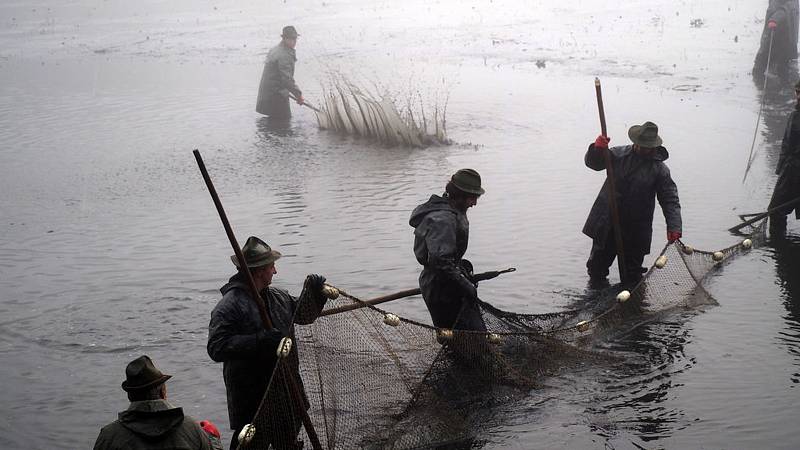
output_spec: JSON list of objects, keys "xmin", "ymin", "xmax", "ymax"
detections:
[
  {"xmin": 281, "ymin": 25, "xmax": 299, "ymax": 39},
  {"xmin": 450, "ymin": 168, "xmax": 485, "ymax": 196},
  {"xmin": 231, "ymin": 236, "xmax": 282, "ymax": 268},
  {"xmin": 121, "ymin": 355, "xmax": 171, "ymax": 392},
  {"xmin": 628, "ymin": 121, "xmax": 663, "ymax": 148}
]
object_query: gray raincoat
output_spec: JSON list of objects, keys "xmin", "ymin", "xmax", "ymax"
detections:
[
  {"xmin": 754, "ymin": 0, "xmax": 799, "ymax": 74},
  {"xmin": 207, "ymin": 273, "xmax": 326, "ymax": 431},
  {"xmin": 409, "ymin": 194, "xmax": 485, "ymax": 331},
  {"xmin": 583, "ymin": 144, "xmax": 682, "ymax": 255},
  {"xmin": 256, "ymin": 42, "xmax": 302, "ymax": 117},
  {"xmin": 93, "ymin": 399, "xmax": 212, "ymax": 450}
]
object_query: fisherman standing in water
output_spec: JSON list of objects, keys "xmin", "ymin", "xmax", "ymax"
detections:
[
  {"xmin": 583, "ymin": 122, "xmax": 682, "ymax": 287},
  {"xmin": 207, "ymin": 236, "xmax": 328, "ymax": 450},
  {"xmin": 255, "ymin": 26, "xmax": 305, "ymax": 119},
  {"xmin": 753, "ymin": 0, "xmax": 799, "ymax": 79},
  {"xmin": 409, "ymin": 169, "xmax": 486, "ymax": 331},
  {"xmin": 769, "ymin": 80, "xmax": 800, "ymax": 237}
]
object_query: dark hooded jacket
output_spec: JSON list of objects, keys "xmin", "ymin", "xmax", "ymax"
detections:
[
  {"xmin": 769, "ymin": 107, "xmax": 800, "ymax": 218},
  {"xmin": 754, "ymin": 0, "xmax": 799, "ymax": 72},
  {"xmin": 409, "ymin": 194, "xmax": 484, "ymax": 331},
  {"xmin": 256, "ymin": 42, "xmax": 301, "ymax": 115},
  {"xmin": 207, "ymin": 273, "xmax": 326, "ymax": 430},
  {"xmin": 93, "ymin": 399, "xmax": 212, "ymax": 450},
  {"xmin": 583, "ymin": 144, "xmax": 682, "ymax": 255}
]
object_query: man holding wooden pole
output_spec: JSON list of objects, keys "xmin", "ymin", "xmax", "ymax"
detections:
[
  {"xmin": 583, "ymin": 121, "xmax": 682, "ymax": 287},
  {"xmin": 207, "ymin": 236, "xmax": 328, "ymax": 450}
]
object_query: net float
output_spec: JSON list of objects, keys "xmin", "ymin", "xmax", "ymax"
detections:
[
  {"xmin": 383, "ymin": 313, "xmax": 401, "ymax": 327},
  {"xmin": 436, "ymin": 329, "xmax": 454, "ymax": 344},
  {"xmin": 487, "ymin": 333, "xmax": 503, "ymax": 345},
  {"xmin": 682, "ymin": 245, "xmax": 694, "ymax": 255},
  {"xmin": 742, "ymin": 239, "xmax": 752, "ymax": 249},
  {"xmin": 616, "ymin": 290, "xmax": 631, "ymax": 303},
  {"xmin": 238, "ymin": 424, "xmax": 256, "ymax": 445},
  {"xmin": 712, "ymin": 251, "xmax": 724, "ymax": 261},
  {"xmin": 276, "ymin": 337, "xmax": 293, "ymax": 358},
  {"xmin": 322, "ymin": 284, "xmax": 340, "ymax": 299},
  {"xmin": 576, "ymin": 320, "xmax": 591, "ymax": 332},
  {"xmin": 655, "ymin": 255, "xmax": 668, "ymax": 269}
]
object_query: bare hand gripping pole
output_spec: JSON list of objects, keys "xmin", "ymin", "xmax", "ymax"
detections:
[
  {"xmin": 595, "ymin": 78, "xmax": 628, "ymax": 280},
  {"xmin": 193, "ymin": 149, "xmax": 322, "ymax": 450}
]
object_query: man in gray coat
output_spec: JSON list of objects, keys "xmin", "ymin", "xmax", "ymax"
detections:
[
  {"xmin": 207, "ymin": 236, "xmax": 328, "ymax": 450},
  {"xmin": 753, "ymin": 0, "xmax": 799, "ymax": 78},
  {"xmin": 409, "ymin": 169, "xmax": 486, "ymax": 331},
  {"xmin": 93, "ymin": 355, "xmax": 216, "ymax": 450},
  {"xmin": 583, "ymin": 121, "xmax": 682, "ymax": 286},
  {"xmin": 256, "ymin": 25, "xmax": 305, "ymax": 119}
]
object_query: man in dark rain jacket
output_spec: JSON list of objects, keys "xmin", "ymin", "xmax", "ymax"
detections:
[
  {"xmin": 255, "ymin": 25, "xmax": 305, "ymax": 119},
  {"xmin": 769, "ymin": 80, "xmax": 800, "ymax": 236},
  {"xmin": 583, "ymin": 121, "xmax": 682, "ymax": 286},
  {"xmin": 207, "ymin": 236, "xmax": 328, "ymax": 450},
  {"xmin": 93, "ymin": 355, "xmax": 217, "ymax": 450},
  {"xmin": 409, "ymin": 169, "xmax": 486, "ymax": 331},
  {"xmin": 753, "ymin": 0, "xmax": 799, "ymax": 77}
]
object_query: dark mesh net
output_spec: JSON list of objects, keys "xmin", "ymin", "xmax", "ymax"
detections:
[{"xmin": 238, "ymin": 220, "xmax": 766, "ymax": 449}]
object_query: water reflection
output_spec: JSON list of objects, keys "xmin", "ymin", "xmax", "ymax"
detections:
[
  {"xmin": 752, "ymin": 67, "xmax": 798, "ymax": 171},
  {"xmin": 256, "ymin": 115, "xmax": 296, "ymax": 139},
  {"xmin": 773, "ymin": 235, "xmax": 800, "ymax": 385}
]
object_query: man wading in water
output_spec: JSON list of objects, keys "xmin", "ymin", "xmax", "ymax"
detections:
[
  {"xmin": 769, "ymin": 80, "xmax": 800, "ymax": 238},
  {"xmin": 583, "ymin": 122, "xmax": 682, "ymax": 287},
  {"xmin": 255, "ymin": 25, "xmax": 305, "ymax": 119},
  {"xmin": 409, "ymin": 169, "xmax": 486, "ymax": 331},
  {"xmin": 753, "ymin": 0, "xmax": 799, "ymax": 79},
  {"xmin": 207, "ymin": 236, "xmax": 328, "ymax": 450}
]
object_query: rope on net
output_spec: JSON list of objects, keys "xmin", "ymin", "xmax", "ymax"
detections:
[{"xmin": 240, "ymin": 218, "xmax": 767, "ymax": 449}]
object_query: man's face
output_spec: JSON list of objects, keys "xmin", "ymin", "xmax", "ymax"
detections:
[
  {"xmin": 256, "ymin": 263, "xmax": 277, "ymax": 286},
  {"xmin": 634, "ymin": 144, "xmax": 657, "ymax": 157},
  {"xmin": 284, "ymin": 37, "xmax": 297, "ymax": 49},
  {"xmin": 453, "ymin": 195, "xmax": 479, "ymax": 213}
]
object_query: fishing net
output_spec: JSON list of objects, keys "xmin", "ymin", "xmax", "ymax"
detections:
[
  {"xmin": 314, "ymin": 75, "xmax": 450, "ymax": 148},
  {"xmin": 238, "ymin": 219, "xmax": 766, "ymax": 450}
]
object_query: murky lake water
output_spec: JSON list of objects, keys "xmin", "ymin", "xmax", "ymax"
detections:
[{"xmin": 1, "ymin": 0, "xmax": 799, "ymax": 448}]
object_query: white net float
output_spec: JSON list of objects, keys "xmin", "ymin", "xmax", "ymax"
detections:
[
  {"xmin": 238, "ymin": 424, "xmax": 256, "ymax": 445},
  {"xmin": 712, "ymin": 251, "xmax": 724, "ymax": 262},
  {"xmin": 383, "ymin": 313, "xmax": 401, "ymax": 327},
  {"xmin": 616, "ymin": 290, "xmax": 631, "ymax": 303},
  {"xmin": 655, "ymin": 255, "xmax": 668, "ymax": 269}
]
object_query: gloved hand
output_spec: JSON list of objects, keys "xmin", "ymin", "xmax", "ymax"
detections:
[
  {"xmin": 768, "ymin": 20, "xmax": 777, "ymax": 29},
  {"xmin": 199, "ymin": 420, "xmax": 221, "ymax": 439},
  {"xmin": 594, "ymin": 135, "xmax": 610, "ymax": 150},
  {"xmin": 667, "ymin": 230, "xmax": 682, "ymax": 242},
  {"xmin": 305, "ymin": 274, "xmax": 327, "ymax": 292},
  {"xmin": 459, "ymin": 259, "xmax": 477, "ymax": 286}
]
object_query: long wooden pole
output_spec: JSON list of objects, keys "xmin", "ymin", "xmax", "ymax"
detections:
[
  {"xmin": 320, "ymin": 268, "xmax": 516, "ymax": 317},
  {"xmin": 193, "ymin": 150, "xmax": 323, "ymax": 450},
  {"xmin": 594, "ymin": 78, "xmax": 628, "ymax": 280}
]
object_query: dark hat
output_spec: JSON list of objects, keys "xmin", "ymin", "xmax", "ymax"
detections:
[
  {"xmin": 121, "ymin": 355, "xmax": 171, "ymax": 392},
  {"xmin": 231, "ymin": 236, "xmax": 282, "ymax": 268},
  {"xmin": 628, "ymin": 121, "xmax": 663, "ymax": 148},
  {"xmin": 450, "ymin": 169, "xmax": 485, "ymax": 196},
  {"xmin": 281, "ymin": 25, "xmax": 299, "ymax": 38}
]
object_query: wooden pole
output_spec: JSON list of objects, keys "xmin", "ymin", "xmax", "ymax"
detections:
[
  {"xmin": 320, "ymin": 268, "xmax": 516, "ymax": 317},
  {"xmin": 594, "ymin": 78, "xmax": 628, "ymax": 280},
  {"xmin": 193, "ymin": 150, "xmax": 323, "ymax": 450},
  {"xmin": 728, "ymin": 195, "xmax": 800, "ymax": 233}
]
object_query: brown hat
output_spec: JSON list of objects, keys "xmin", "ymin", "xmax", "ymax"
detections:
[
  {"xmin": 628, "ymin": 121, "xmax": 663, "ymax": 148},
  {"xmin": 121, "ymin": 355, "xmax": 171, "ymax": 392},
  {"xmin": 231, "ymin": 236, "xmax": 282, "ymax": 268}
]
